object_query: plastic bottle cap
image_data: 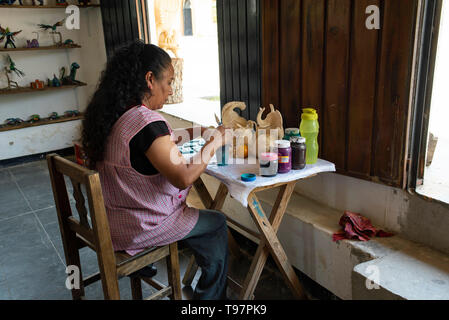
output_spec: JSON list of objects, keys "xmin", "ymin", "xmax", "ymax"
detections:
[
  {"xmin": 285, "ymin": 128, "xmax": 300, "ymax": 135},
  {"xmin": 275, "ymin": 140, "xmax": 291, "ymax": 148},
  {"xmin": 241, "ymin": 173, "xmax": 257, "ymax": 182}
]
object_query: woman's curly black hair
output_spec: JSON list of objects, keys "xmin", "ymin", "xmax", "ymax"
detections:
[{"xmin": 82, "ymin": 40, "xmax": 172, "ymax": 168}]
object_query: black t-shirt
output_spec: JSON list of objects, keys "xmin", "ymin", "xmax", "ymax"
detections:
[{"xmin": 129, "ymin": 121, "xmax": 170, "ymax": 175}]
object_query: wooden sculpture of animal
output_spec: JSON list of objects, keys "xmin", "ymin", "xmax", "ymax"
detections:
[{"xmin": 256, "ymin": 104, "xmax": 284, "ymax": 155}]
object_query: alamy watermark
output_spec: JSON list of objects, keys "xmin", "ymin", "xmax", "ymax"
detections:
[
  {"xmin": 365, "ymin": 265, "xmax": 381, "ymax": 290},
  {"xmin": 65, "ymin": 5, "xmax": 80, "ymax": 30},
  {"xmin": 65, "ymin": 265, "xmax": 80, "ymax": 290},
  {"xmin": 366, "ymin": 5, "xmax": 380, "ymax": 30}
]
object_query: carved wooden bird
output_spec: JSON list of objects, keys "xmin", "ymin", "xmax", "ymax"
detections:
[{"xmin": 38, "ymin": 19, "xmax": 65, "ymax": 32}]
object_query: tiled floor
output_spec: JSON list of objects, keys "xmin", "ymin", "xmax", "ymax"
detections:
[{"xmin": 0, "ymin": 158, "xmax": 337, "ymax": 300}]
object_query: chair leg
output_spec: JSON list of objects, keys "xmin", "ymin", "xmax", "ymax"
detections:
[
  {"xmin": 130, "ymin": 277, "xmax": 143, "ymax": 300},
  {"xmin": 182, "ymin": 255, "xmax": 199, "ymax": 287},
  {"xmin": 63, "ymin": 236, "xmax": 86, "ymax": 300},
  {"xmin": 167, "ymin": 242, "xmax": 182, "ymax": 300}
]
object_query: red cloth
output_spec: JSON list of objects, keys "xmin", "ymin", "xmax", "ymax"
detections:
[{"xmin": 332, "ymin": 211, "xmax": 394, "ymax": 242}]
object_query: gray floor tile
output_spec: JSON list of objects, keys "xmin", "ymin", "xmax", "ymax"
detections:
[{"xmin": 0, "ymin": 183, "xmax": 31, "ymax": 220}]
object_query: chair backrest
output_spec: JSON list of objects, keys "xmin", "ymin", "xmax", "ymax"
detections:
[{"xmin": 47, "ymin": 153, "xmax": 120, "ymax": 297}]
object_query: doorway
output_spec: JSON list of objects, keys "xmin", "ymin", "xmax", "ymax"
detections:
[{"xmin": 147, "ymin": 0, "xmax": 221, "ymax": 127}]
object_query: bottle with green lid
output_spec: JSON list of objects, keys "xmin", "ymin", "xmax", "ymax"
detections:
[
  {"xmin": 283, "ymin": 128, "xmax": 301, "ymax": 141},
  {"xmin": 299, "ymin": 108, "xmax": 319, "ymax": 164}
]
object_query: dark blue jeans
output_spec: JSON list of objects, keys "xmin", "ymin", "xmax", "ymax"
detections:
[{"xmin": 179, "ymin": 209, "xmax": 229, "ymax": 300}]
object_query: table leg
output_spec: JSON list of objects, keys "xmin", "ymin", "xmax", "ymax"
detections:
[{"xmin": 240, "ymin": 183, "xmax": 307, "ymax": 300}]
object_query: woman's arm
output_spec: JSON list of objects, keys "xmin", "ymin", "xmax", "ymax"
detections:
[
  {"xmin": 145, "ymin": 127, "xmax": 226, "ymax": 190},
  {"xmin": 172, "ymin": 126, "xmax": 211, "ymax": 145}
]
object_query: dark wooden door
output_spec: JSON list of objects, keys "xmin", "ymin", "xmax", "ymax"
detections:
[
  {"xmin": 261, "ymin": 0, "xmax": 419, "ymax": 188},
  {"xmin": 101, "ymin": 0, "xmax": 149, "ymax": 58},
  {"xmin": 217, "ymin": 0, "xmax": 261, "ymax": 121}
]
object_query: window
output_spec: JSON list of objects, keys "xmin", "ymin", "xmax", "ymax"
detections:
[
  {"xmin": 412, "ymin": 0, "xmax": 449, "ymax": 203},
  {"xmin": 146, "ymin": 0, "xmax": 221, "ymax": 127}
]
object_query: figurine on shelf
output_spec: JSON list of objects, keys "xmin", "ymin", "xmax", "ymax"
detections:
[
  {"xmin": 38, "ymin": 19, "xmax": 65, "ymax": 45},
  {"xmin": 0, "ymin": 0, "xmax": 24, "ymax": 5},
  {"xmin": 78, "ymin": 0, "xmax": 90, "ymax": 6},
  {"xmin": 3, "ymin": 55, "xmax": 24, "ymax": 89},
  {"xmin": 0, "ymin": 26, "xmax": 22, "ymax": 49},
  {"xmin": 56, "ymin": 0, "xmax": 67, "ymax": 6},
  {"xmin": 30, "ymin": 79, "xmax": 45, "ymax": 89},
  {"xmin": 28, "ymin": 114, "xmax": 41, "ymax": 123},
  {"xmin": 26, "ymin": 32, "xmax": 40, "ymax": 48},
  {"xmin": 6, "ymin": 118, "xmax": 24, "ymax": 126},
  {"xmin": 64, "ymin": 110, "xmax": 80, "ymax": 117},
  {"xmin": 32, "ymin": 0, "xmax": 43, "ymax": 6},
  {"xmin": 60, "ymin": 62, "xmax": 81, "ymax": 85},
  {"xmin": 63, "ymin": 39, "xmax": 74, "ymax": 46},
  {"xmin": 52, "ymin": 74, "xmax": 61, "ymax": 87},
  {"xmin": 49, "ymin": 112, "xmax": 60, "ymax": 120}
]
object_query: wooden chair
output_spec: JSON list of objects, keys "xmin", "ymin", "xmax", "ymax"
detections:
[{"xmin": 46, "ymin": 153, "xmax": 182, "ymax": 300}]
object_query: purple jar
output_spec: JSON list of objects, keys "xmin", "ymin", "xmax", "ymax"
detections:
[{"xmin": 275, "ymin": 140, "xmax": 292, "ymax": 174}]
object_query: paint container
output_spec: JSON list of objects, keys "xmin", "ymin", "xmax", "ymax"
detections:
[
  {"xmin": 259, "ymin": 152, "xmax": 278, "ymax": 177},
  {"xmin": 275, "ymin": 140, "xmax": 292, "ymax": 174},
  {"xmin": 216, "ymin": 144, "xmax": 230, "ymax": 166}
]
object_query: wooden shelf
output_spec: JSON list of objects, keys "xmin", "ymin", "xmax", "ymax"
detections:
[
  {"xmin": 0, "ymin": 82, "xmax": 87, "ymax": 95},
  {"xmin": 0, "ymin": 4, "xmax": 100, "ymax": 9},
  {"xmin": 0, "ymin": 44, "xmax": 81, "ymax": 52},
  {"xmin": 0, "ymin": 114, "xmax": 83, "ymax": 132}
]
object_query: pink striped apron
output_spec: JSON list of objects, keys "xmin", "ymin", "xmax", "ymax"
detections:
[{"xmin": 96, "ymin": 106, "xmax": 199, "ymax": 256}]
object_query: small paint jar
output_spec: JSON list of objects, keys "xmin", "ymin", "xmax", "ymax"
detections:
[
  {"xmin": 291, "ymin": 136, "xmax": 306, "ymax": 170},
  {"xmin": 275, "ymin": 140, "xmax": 292, "ymax": 174},
  {"xmin": 259, "ymin": 152, "xmax": 278, "ymax": 177}
]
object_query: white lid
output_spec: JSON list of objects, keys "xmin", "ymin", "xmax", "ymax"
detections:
[
  {"xmin": 275, "ymin": 140, "xmax": 291, "ymax": 148},
  {"xmin": 291, "ymin": 136, "xmax": 306, "ymax": 143}
]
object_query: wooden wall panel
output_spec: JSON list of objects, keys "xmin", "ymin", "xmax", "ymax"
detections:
[
  {"xmin": 346, "ymin": 0, "xmax": 380, "ymax": 176},
  {"xmin": 373, "ymin": 0, "xmax": 418, "ymax": 185},
  {"xmin": 101, "ymin": 0, "xmax": 146, "ymax": 58},
  {"xmin": 217, "ymin": 0, "xmax": 261, "ymax": 121},
  {"xmin": 300, "ymin": 0, "xmax": 325, "ymax": 139},
  {"xmin": 261, "ymin": 0, "xmax": 280, "ymax": 109},
  {"xmin": 322, "ymin": 0, "xmax": 351, "ymax": 170},
  {"xmin": 261, "ymin": 0, "xmax": 418, "ymax": 188},
  {"xmin": 279, "ymin": 0, "xmax": 302, "ymax": 127}
]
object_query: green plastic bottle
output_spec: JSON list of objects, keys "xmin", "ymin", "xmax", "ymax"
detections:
[{"xmin": 299, "ymin": 108, "xmax": 319, "ymax": 164}]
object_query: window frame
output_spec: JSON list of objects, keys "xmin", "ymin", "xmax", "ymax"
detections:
[{"xmin": 408, "ymin": 0, "xmax": 443, "ymax": 192}]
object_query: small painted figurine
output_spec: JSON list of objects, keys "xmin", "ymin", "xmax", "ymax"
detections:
[
  {"xmin": 49, "ymin": 112, "xmax": 60, "ymax": 120},
  {"xmin": 64, "ymin": 110, "xmax": 80, "ymax": 117},
  {"xmin": 0, "ymin": 26, "xmax": 22, "ymax": 49},
  {"xmin": 38, "ymin": 19, "xmax": 65, "ymax": 45},
  {"xmin": 56, "ymin": 0, "xmax": 67, "ymax": 6},
  {"xmin": 32, "ymin": 0, "xmax": 43, "ymax": 6},
  {"xmin": 28, "ymin": 114, "xmax": 41, "ymax": 123},
  {"xmin": 6, "ymin": 118, "xmax": 24, "ymax": 125},
  {"xmin": 26, "ymin": 32, "xmax": 40, "ymax": 48},
  {"xmin": 3, "ymin": 55, "xmax": 24, "ymax": 89},
  {"xmin": 52, "ymin": 74, "xmax": 61, "ymax": 87},
  {"xmin": 63, "ymin": 39, "xmax": 74, "ymax": 46},
  {"xmin": 0, "ymin": 0, "xmax": 24, "ymax": 5},
  {"xmin": 60, "ymin": 62, "xmax": 81, "ymax": 85}
]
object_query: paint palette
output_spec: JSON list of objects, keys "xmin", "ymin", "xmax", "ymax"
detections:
[{"xmin": 179, "ymin": 139, "xmax": 206, "ymax": 155}]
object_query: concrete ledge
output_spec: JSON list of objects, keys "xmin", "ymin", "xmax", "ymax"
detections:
[{"xmin": 198, "ymin": 174, "xmax": 449, "ymax": 300}]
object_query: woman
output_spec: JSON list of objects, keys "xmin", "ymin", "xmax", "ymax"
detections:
[{"xmin": 82, "ymin": 40, "xmax": 228, "ymax": 300}]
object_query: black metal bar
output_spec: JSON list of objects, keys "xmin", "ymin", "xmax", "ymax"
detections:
[{"xmin": 408, "ymin": 0, "xmax": 442, "ymax": 190}]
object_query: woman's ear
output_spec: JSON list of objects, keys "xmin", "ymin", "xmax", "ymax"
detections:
[{"xmin": 145, "ymin": 71, "xmax": 154, "ymax": 90}]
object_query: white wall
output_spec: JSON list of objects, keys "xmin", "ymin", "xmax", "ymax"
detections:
[{"xmin": 0, "ymin": 1, "xmax": 106, "ymax": 160}]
